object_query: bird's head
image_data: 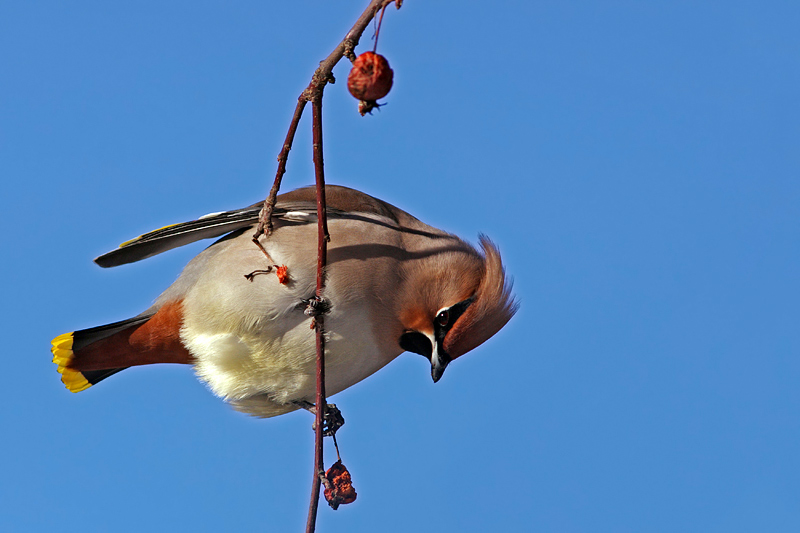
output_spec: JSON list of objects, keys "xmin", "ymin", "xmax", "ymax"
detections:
[{"xmin": 398, "ymin": 236, "xmax": 518, "ymax": 382}]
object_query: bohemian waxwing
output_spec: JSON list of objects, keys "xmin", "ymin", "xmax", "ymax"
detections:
[{"xmin": 52, "ymin": 185, "xmax": 518, "ymax": 417}]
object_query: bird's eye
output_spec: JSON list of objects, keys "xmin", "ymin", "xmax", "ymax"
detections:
[{"xmin": 436, "ymin": 309, "xmax": 450, "ymax": 327}]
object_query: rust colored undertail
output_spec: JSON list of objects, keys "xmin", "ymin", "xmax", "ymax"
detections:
[{"xmin": 51, "ymin": 300, "xmax": 192, "ymax": 392}]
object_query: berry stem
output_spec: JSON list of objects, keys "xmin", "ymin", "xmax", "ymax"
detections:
[{"xmin": 373, "ymin": 3, "xmax": 390, "ymax": 53}]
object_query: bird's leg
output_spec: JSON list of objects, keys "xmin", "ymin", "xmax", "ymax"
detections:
[
  {"xmin": 293, "ymin": 400, "xmax": 345, "ymax": 437},
  {"xmin": 299, "ymin": 295, "xmax": 331, "ymax": 329},
  {"xmin": 319, "ymin": 404, "xmax": 345, "ymax": 437}
]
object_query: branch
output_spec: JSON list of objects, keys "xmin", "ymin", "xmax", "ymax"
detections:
[
  {"xmin": 304, "ymin": 95, "xmax": 328, "ymax": 533},
  {"xmin": 247, "ymin": 2, "xmax": 401, "ymax": 531},
  {"xmin": 252, "ymin": 0, "xmax": 398, "ymax": 240},
  {"xmin": 253, "ymin": 98, "xmax": 307, "ymax": 242}
]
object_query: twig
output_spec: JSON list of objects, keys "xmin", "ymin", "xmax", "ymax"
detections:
[
  {"xmin": 252, "ymin": 99, "xmax": 307, "ymax": 240},
  {"xmin": 372, "ymin": 3, "xmax": 390, "ymax": 53},
  {"xmin": 247, "ymin": 2, "xmax": 401, "ymax": 531},
  {"xmin": 305, "ymin": 95, "xmax": 328, "ymax": 533},
  {"xmin": 252, "ymin": 0, "xmax": 398, "ymax": 241}
]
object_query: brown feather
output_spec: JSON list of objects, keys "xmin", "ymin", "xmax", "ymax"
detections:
[
  {"xmin": 443, "ymin": 237, "xmax": 518, "ymax": 359},
  {"xmin": 68, "ymin": 300, "xmax": 192, "ymax": 371}
]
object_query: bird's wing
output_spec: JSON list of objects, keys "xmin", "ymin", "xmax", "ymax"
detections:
[
  {"xmin": 93, "ymin": 185, "xmax": 400, "ymax": 268},
  {"xmin": 94, "ymin": 203, "xmax": 262, "ymax": 268}
]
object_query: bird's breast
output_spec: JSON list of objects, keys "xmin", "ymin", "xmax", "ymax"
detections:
[{"xmin": 177, "ymin": 219, "xmax": 405, "ymax": 415}]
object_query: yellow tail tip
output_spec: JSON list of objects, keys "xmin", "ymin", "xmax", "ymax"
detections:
[{"xmin": 51, "ymin": 332, "xmax": 91, "ymax": 393}]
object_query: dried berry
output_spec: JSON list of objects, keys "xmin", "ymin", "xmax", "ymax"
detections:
[
  {"xmin": 347, "ymin": 52, "xmax": 393, "ymax": 102},
  {"xmin": 323, "ymin": 460, "xmax": 357, "ymax": 509},
  {"xmin": 275, "ymin": 265, "xmax": 289, "ymax": 285}
]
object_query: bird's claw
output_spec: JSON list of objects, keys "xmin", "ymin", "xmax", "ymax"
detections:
[
  {"xmin": 301, "ymin": 296, "xmax": 331, "ymax": 317},
  {"xmin": 315, "ymin": 403, "xmax": 345, "ymax": 437},
  {"xmin": 294, "ymin": 400, "xmax": 345, "ymax": 437}
]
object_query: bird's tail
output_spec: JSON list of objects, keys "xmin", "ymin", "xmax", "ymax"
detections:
[
  {"xmin": 52, "ymin": 316, "xmax": 150, "ymax": 392},
  {"xmin": 52, "ymin": 300, "xmax": 192, "ymax": 392}
]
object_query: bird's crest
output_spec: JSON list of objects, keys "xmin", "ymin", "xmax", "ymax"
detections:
[{"xmin": 443, "ymin": 236, "xmax": 518, "ymax": 359}]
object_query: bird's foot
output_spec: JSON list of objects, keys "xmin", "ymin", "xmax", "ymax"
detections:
[
  {"xmin": 319, "ymin": 403, "xmax": 345, "ymax": 437},
  {"xmin": 300, "ymin": 296, "xmax": 331, "ymax": 317},
  {"xmin": 294, "ymin": 401, "xmax": 345, "ymax": 437}
]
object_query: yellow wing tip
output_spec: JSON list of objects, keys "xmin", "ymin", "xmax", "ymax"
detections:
[
  {"xmin": 51, "ymin": 332, "xmax": 91, "ymax": 393},
  {"xmin": 118, "ymin": 222, "xmax": 181, "ymax": 248},
  {"xmin": 118, "ymin": 236, "xmax": 141, "ymax": 248}
]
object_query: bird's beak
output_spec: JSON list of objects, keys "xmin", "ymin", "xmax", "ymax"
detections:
[
  {"xmin": 399, "ymin": 331, "xmax": 450, "ymax": 383},
  {"xmin": 430, "ymin": 344, "xmax": 450, "ymax": 383}
]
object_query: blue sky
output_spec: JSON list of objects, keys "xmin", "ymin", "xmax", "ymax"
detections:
[{"xmin": 2, "ymin": 1, "xmax": 799, "ymax": 531}]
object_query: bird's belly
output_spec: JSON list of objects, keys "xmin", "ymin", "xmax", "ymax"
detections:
[
  {"xmin": 182, "ymin": 304, "xmax": 393, "ymax": 417},
  {"xmin": 176, "ymin": 218, "xmax": 403, "ymax": 417}
]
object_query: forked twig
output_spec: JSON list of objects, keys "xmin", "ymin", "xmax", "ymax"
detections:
[
  {"xmin": 252, "ymin": 0, "xmax": 398, "ymax": 241},
  {"xmin": 247, "ymin": 2, "xmax": 401, "ymax": 531}
]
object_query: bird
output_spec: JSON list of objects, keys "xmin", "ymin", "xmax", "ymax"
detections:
[{"xmin": 51, "ymin": 185, "xmax": 518, "ymax": 418}]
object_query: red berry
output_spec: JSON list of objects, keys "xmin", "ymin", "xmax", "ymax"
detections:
[
  {"xmin": 275, "ymin": 265, "xmax": 289, "ymax": 285},
  {"xmin": 347, "ymin": 52, "xmax": 394, "ymax": 102},
  {"xmin": 323, "ymin": 460, "xmax": 357, "ymax": 509}
]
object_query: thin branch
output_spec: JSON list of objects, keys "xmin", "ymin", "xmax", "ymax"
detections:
[
  {"xmin": 305, "ymin": 95, "xmax": 328, "ymax": 533},
  {"xmin": 372, "ymin": 3, "xmax": 391, "ymax": 53},
  {"xmin": 252, "ymin": 98, "xmax": 307, "ymax": 240},
  {"xmin": 248, "ymin": 2, "xmax": 401, "ymax": 531},
  {"xmin": 252, "ymin": 0, "xmax": 398, "ymax": 240}
]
